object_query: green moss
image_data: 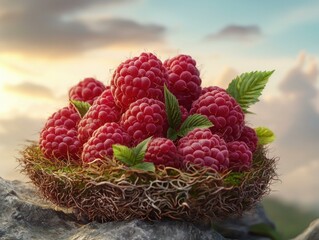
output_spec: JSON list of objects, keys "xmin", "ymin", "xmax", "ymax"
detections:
[{"xmin": 223, "ymin": 172, "xmax": 244, "ymax": 186}]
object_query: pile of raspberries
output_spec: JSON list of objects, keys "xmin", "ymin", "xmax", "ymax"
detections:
[{"xmin": 40, "ymin": 53, "xmax": 258, "ymax": 173}]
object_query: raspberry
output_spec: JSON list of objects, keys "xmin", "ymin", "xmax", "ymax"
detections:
[
  {"xmin": 82, "ymin": 122, "xmax": 131, "ymax": 163},
  {"xmin": 120, "ymin": 98, "xmax": 168, "ymax": 145},
  {"xmin": 201, "ymin": 86, "xmax": 226, "ymax": 96},
  {"xmin": 237, "ymin": 126, "xmax": 258, "ymax": 153},
  {"xmin": 164, "ymin": 54, "xmax": 202, "ymax": 110},
  {"xmin": 39, "ymin": 106, "xmax": 81, "ymax": 161},
  {"xmin": 177, "ymin": 128, "xmax": 229, "ymax": 172},
  {"xmin": 69, "ymin": 77, "xmax": 105, "ymax": 105},
  {"xmin": 144, "ymin": 138, "xmax": 182, "ymax": 168},
  {"xmin": 190, "ymin": 88, "xmax": 244, "ymax": 142},
  {"xmin": 111, "ymin": 52, "xmax": 168, "ymax": 109},
  {"xmin": 227, "ymin": 141, "xmax": 252, "ymax": 171},
  {"xmin": 180, "ymin": 105, "xmax": 189, "ymax": 123},
  {"xmin": 78, "ymin": 88, "xmax": 121, "ymax": 144}
]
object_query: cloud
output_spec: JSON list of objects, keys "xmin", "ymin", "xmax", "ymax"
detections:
[
  {"xmin": 0, "ymin": 116, "xmax": 44, "ymax": 180},
  {"xmin": 213, "ymin": 67, "xmax": 238, "ymax": 89},
  {"xmin": 205, "ymin": 25, "xmax": 261, "ymax": 42},
  {"xmin": 246, "ymin": 53, "xmax": 319, "ymax": 207},
  {"xmin": 272, "ymin": 160, "xmax": 319, "ymax": 207},
  {"xmin": 275, "ymin": 54, "xmax": 318, "ymax": 161},
  {"xmin": 0, "ymin": 115, "xmax": 43, "ymax": 146},
  {"xmin": 0, "ymin": 0, "xmax": 166, "ymax": 58},
  {"xmin": 0, "ymin": 59, "xmax": 39, "ymax": 75},
  {"xmin": 3, "ymin": 82, "xmax": 55, "ymax": 99},
  {"xmin": 252, "ymin": 54, "xmax": 319, "ymax": 169}
]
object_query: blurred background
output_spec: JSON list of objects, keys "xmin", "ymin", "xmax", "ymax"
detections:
[{"xmin": 0, "ymin": 0, "xmax": 318, "ymax": 238}]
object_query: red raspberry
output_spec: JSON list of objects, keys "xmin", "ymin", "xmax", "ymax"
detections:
[
  {"xmin": 237, "ymin": 126, "xmax": 258, "ymax": 153},
  {"xmin": 227, "ymin": 141, "xmax": 252, "ymax": 172},
  {"xmin": 144, "ymin": 138, "xmax": 182, "ymax": 168},
  {"xmin": 164, "ymin": 55, "xmax": 202, "ymax": 110},
  {"xmin": 190, "ymin": 88, "xmax": 244, "ymax": 142},
  {"xmin": 120, "ymin": 98, "xmax": 168, "ymax": 145},
  {"xmin": 111, "ymin": 52, "xmax": 168, "ymax": 109},
  {"xmin": 180, "ymin": 105, "xmax": 189, "ymax": 123},
  {"xmin": 78, "ymin": 89, "xmax": 121, "ymax": 144},
  {"xmin": 201, "ymin": 86, "xmax": 226, "ymax": 96},
  {"xmin": 69, "ymin": 77, "xmax": 105, "ymax": 105},
  {"xmin": 82, "ymin": 122, "xmax": 131, "ymax": 163},
  {"xmin": 177, "ymin": 128, "xmax": 229, "ymax": 172},
  {"xmin": 39, "ymin": 107, "xmax": 81, "ymax": 161}
]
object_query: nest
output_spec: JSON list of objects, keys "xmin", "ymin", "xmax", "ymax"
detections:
[{"xmin": 19, "ymin": 143, "xmax": 277, "ymax": 223}]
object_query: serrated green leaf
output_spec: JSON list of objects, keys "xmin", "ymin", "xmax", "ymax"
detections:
[
  {"xmin": 167, "ymin": 127, "xmax": 178, "ymax": 141},
  {"xmin": 255, "ymin": 127, "xmax": 275, "ymax": 145},
  {"xmin": 226, "ymin": 70, "xmax": 274, "ymax": 113},
  {"xmin": 164, "ymin": 84, "xmax": 182, "ymax": 129},
  {"xmin": 112, "ymin": 144, "xmax": 134, "ymax": 166},
  {"xmin": 132, "ymin": 137, "xmax": 152, "ymax": 164},
  {"xmin": 70, "ymin": 100, "xmax": 91, "ymax": 118},
  {"xmin": 177, "ymin": 114, "xmax": 213, "ymax": 137},
  {"xmin": 131, "ymin": 162, "xmax": 155, "ymax": 172},
  {"xmin": 249, "ymin": 223, "xmax": 282, "ymax": 240}
]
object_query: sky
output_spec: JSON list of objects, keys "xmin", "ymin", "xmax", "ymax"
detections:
[{"xmin": 0, "ymin": 0, "xmax": 319, "ymax": 209}]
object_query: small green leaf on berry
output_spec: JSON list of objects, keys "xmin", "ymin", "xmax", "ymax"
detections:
[
  {"xmin": 70, "ymin": 100, "xmax": 91, "ymax": 118},
  {"xmin": 226, "ymin": 70, "xmax": 274, "ymax": 113},
  {"xmin": 177, "ymin": 114, "xmax": 213, "ymax": 137},
  {"xmin": 113, "ymin": 137, "xmax": 152, "ymax": 167},
  {"xmin": 112, "ymin": 144, "xmax": 134, "ymax": 166},
  {"xmin": 164, "ymin": 84, "xmax": 182, "ymax": 129},
  {"xmin": 255, "ymin": 127, "xmax": 275, "ymax": 145},
  {"xmin": 133, "ymin": 137, "xmax": 152, "ymax": 163},
  {"xmin": 131, "ymin": 162, "xmax": 155, "ymax": 172}
]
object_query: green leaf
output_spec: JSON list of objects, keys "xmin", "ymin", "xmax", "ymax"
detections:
[
  {"xmin": 132, "ymin": 137, "xmax": 152, "ymax": 164},
  {"xmin": 255, "ymin": 127, "xmax": 275, "ymax": 145},
  {"xmin": 167, "ymin": 127, "xmax": 178, "ymax": 141},
  {"xmin": 70, "ymin": 100, "xmax": 91, "ymax": 118},
  {"xmin": 131, "ymin": 162, "xmax": 155, "ymax": 172},
  {"xmin": 226, "ymin": 70, "xmax": 274, "ymax": 113},
  {"xmin": 164, "ymin": 84, "xmax": 182, "ymax": 129},
  {"xmin": 112, "ymin": 144, "xmax": 134, "ymax": 166},
  {"xmin": 177, "ymin": 114, "xmax": 213, "ymax": 137},
  {"xmin": 249, "ymin": 223, "xmax": 282, "ymax": 240}
]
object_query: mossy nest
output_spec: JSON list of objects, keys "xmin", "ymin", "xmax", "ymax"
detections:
[{"xmin": 19, "ymin": 142, "xmax": 277, "ymax": 223}]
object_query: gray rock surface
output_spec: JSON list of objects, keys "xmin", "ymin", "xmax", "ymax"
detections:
[
  {"xmin": 293, "ymin": 219, "xmax": 319, "ymax": 240},
  {"xmin": 213, "ymin": 204, "xmax": 276, "ymax": 240},
  {"xmin": 0, "ymin": 177, "xmax": 224, "ymax": 240},
  {"xmin": 0, "ymin": 177, "xmax": 278, "ymax": 240}
]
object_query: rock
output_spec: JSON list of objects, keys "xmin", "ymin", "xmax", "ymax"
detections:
[
  {"xmin": 212, "ymin": 204, "xmax": 276, "ymax": 240},
  {"xmin": 293, "ymin": 219, "xmax": 319, "ymax": 240},
  {"xmin": 0, "ymin": 177, "xmax": 276, "ymax": 240},
  {"xmin": 0, "ymin": 177, "xmax": 224, "ymax": 240}
]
